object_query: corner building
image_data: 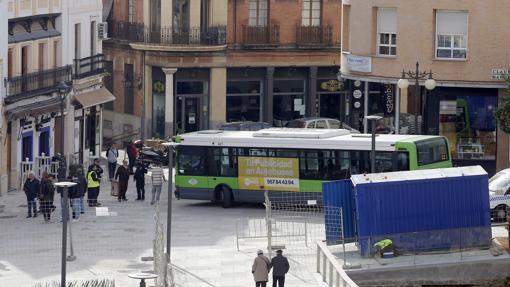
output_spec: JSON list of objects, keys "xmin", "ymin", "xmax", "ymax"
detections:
[
  {"xmin": 103, "ymin": 0, "xmax": 343, "ymax": 140},
  {"xmin": 340, "ymin": 0, "xmax": 510, "ymax": 175}
]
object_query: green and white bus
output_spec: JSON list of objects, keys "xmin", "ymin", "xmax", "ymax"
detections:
[{"xmin": 175, "ymin": 128, "xmax": 452, "ymax": 207}]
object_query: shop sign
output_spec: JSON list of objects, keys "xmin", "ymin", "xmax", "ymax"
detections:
[
  {"xmin": 346, "ymin": 55, "xmax": 372, "ymax": 73},
  {"xmin": 491, "ymin": 69, "xmax": 510, "ymax": 80},
  {"xmin": 383, "ymin": 84, "xmax": 394, "ymax": 115},
  {"xmin": 320, "ymin": 80, "xmax": 343, "ymax": 92},
  {"xmin": 238, "ymin": 157, "xmax": 300, "ymax": 191}
]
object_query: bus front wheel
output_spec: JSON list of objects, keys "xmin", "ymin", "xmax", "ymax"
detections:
[
  {"xmin": 221, "ymin": 187, "xmax": 233, "ymax": 208},
  {"xmin": 494, "ymin": 205, "xmax": 508, "ymax": 223}
]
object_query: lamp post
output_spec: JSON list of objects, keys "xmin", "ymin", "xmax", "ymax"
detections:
[
  {"xmin": 366, "ymin": 115, "xmax": 382, "ymax": 173},
  {"xmin": 54, "ymin": 181, "xmax": 77, "ymax": 287},
  {"xmin": 397, "ymin": 62, "xmax": 436, "ymax": 134},
  {"xmin": 161, "ymin": 141, "xmax": 180, "ymax": 287},
  {"xmin": 56, "ymin": 81, "xmax": 71, "ymax": 180}
]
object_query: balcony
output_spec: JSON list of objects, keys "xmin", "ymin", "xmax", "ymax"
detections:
[
  {"xmin": 296, "ymin": 25, "xmax": 333, "ymax": 47},
  {"xmin": 73, "ymin": 54, "xmax": 105, "ymax": 80},
  {"xmin": 109, "ymin": 21, "xmax": 226, "ymax": 46},
  {"xmin": 4, "ymin": 65, "xmax": 73, "ymax": 104},
  {"xmin": 241, "ymin": 25, "xmax": 280, "ymax": 47}
]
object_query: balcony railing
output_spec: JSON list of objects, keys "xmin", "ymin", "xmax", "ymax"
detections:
[
  {"xmin": 110, "ymin": 21, "xmax": 226, "ymax": 46},
  {"xmin": 5, "ymin": 65, "xmax": 73, "ymax": 104},
  {"xmin": 74, "ymin": 54, "xmax": 105, "ymax": 80},
  {"xmin": 296, "ymin": 25, "xmax": 333, "ymax": 46},
  {"xmin": 241, "ymin": 25, "xmax": 280, "ymax": 46}
]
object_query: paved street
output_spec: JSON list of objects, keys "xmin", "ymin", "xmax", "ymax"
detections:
[{"xmin": 0, "ymin": 174, "xmax": 325, "ymax": 287}]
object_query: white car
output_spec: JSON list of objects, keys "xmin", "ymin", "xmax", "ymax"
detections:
[{"xmin": 489, "ymin": 169, "xmax": 510, "ymax": 222}]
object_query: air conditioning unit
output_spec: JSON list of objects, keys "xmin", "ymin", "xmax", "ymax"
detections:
[{"xmin": 98, "ymin": 22, "xmax": 108, "ymax": 40}]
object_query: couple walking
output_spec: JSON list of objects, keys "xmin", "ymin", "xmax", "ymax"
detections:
[{"xmin": 252, "ymin": 249, "xmax": 290, "ymax": 287}]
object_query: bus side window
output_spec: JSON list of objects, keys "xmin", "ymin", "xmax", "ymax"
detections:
[{"xmin": 178, "ymin": 146, "xmax": 206, "ymax": 176}]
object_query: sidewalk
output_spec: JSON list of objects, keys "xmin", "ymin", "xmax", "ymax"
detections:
[{"xmin": 0, "ymin": 174, "xmax": 325, "ymax": 287}]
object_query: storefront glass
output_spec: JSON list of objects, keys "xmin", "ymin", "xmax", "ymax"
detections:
[
  {"xmin": 316, "ymin": 79, "xmax": 343, "ymax": 120},
  {"xmin": 152, "ymin": 79, "xmax": 166, "ymax": 139},
  {"xmin": 226, "ymin": 81, "xmax": 261, "ymax": 122},
  {"xmin": 367, "ymin": 83, "xmax": 396, "ymax": 134},
  {"xmin": 439, "ymin": 95, "xmax": 497, "ymax": 160},
  {"xmin": 273, "ymin": 80, "xmax": 306, "ymax": 126}
]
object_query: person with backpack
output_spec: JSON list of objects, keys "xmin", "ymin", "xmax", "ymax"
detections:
[
  {"xmin": 106, "ymin": 143, "xmax": 119, "ymax": 180},
  {"xmin": 134, "ymin": 163, "xmax": 147, "ymax": 200},
  {"xmin": 71, "ymin": 169, "xmax": 87, "ymax": 220}
]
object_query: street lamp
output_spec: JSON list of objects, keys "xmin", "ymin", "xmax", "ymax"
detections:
[
  {"xmin": 56, "ymin": 81, "xmax": 71, "ymax": 180},
  {"xmin": 397, "ymin": 62, "xmax": 436, "ymax": 134},
  {"xmin": 161, "ymin": 140, "xmax": 180, "ymax": 287},
  {"xmin": 366, "ymin": 115, "xmax": 382, "ymax": 173},
  {"xmin": 54, "ymin": 181, "xmax": 77, "ymax": 287}
]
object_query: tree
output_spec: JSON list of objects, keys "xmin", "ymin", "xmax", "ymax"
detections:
[{"xmin": 496, "ymin": 80, "xmax": 510, "ymax": 133}]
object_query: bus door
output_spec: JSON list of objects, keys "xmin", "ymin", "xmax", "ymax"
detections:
[{"xmin": 208, "ymin": 147, "xmax": 238, "ymax": 198}]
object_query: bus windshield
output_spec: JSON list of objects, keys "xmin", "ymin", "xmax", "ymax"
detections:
[{"xmin": 416, "ymin": 137, "xmax": 449, "ymax": 166}]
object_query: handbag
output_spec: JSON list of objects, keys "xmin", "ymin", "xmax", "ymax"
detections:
[{"xmin": 110, "ymin": 180, "xmax": 119, "ymax": 197}]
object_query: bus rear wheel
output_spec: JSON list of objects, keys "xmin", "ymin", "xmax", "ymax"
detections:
[{"xmin": 221, "ymin": 187, "xmax": 233, "ymax": 208}]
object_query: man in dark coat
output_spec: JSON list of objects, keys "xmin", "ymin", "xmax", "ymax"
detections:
[
  {"xmin": 115, "ymin": 159, "xmax": 130, "ymax": 201},
  {"xmin": 23, "ymin": 172, "xmax": 40, "ymax": 218},
  {"xmin": 270, "ymin": 250, "xmax": 290, "ymax": 287},
  {"xmin": 133, "ymin": 163, "xmax": 147, "ymax": 200},
  {"xmin": 39, "ymin": 172, "xmax": 55, "ymax": 222}
]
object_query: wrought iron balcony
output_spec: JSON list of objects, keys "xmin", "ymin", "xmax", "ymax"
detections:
[
  {"xmin": 296, "ymin": 25, "xmax": 333, "ymax": 46},
  {"xmin": 109, "ymin": 21, "xmax": 226, "ymax": 46},
  {"xmin": 241, "ymin": 24, "xmax": 280, "ymax": 46},
  {"xmin": 73, "ymin": 54, "xmax": 105, "ymax": 80},
  {"xmin": 4, "ymin": 65, "xmax": 73, "ymax": 104}
]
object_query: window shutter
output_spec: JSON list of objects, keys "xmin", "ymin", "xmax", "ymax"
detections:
[
  {"xmin": 377, "ymin": 8, "xmax": 397, "ymax": 34},
  {"xmin": 436, "ymin": 11, "xmax": 468, "ymax": 35}
]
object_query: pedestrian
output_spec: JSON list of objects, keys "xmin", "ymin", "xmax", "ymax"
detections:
[
  {"xmin": 126, "ymin": 141, "xmax": 138, "ymax": 174},
  {"xmin": 252, "ymin": 249, "xmax": 271, "ymax": 287},
  {"xmin": 39, "ymin": 171, "xmax": 55, "ymax": 222},
  {"xmin": 150, "ymin": 164, "xmax": 165, "ymax": 205},
  {"xmin": 87, "ymin": 165, "xmax": 101, "ymax": 207},
  {"xmin": 115, "ymin": 159, "xmax": 130, "ymax": 202},
  {"xmin": 270, "ymin": 250, "xmax": 290, "ymax": 287},
  {"xmin": 71, "ymin": 169, "xmax": 87, "ymax": 221},
  {"xmin": 134, "ymin": 163, "xmax": 147, "ymax": 200},
  {"xmin": 23, "ymin": 172, "xmax": 40, "ymax": 218},
  {"xmin": 91, "ymin": 158, "xmax": 104, "ymax": 180},
  {"xmin": 106, "ymin": 143, "xmax": 118, "ymax": 192}
]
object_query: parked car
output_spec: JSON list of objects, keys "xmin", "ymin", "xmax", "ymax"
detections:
[
  {"xmin": 285, "ymin": 117, "xmax": 360, "ymax": 133},
  {"xmin": 488, "ymin": 168, "xmax": 510, "ymax": 222},
  {"xmin": 220, "ymin": 121, "xmax": 272, "ymax": 131}
]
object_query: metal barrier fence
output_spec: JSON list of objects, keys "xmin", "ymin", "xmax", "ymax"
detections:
[
  {"xmin": 20, "ymin": 155, "xmax": 59, "ymax": 189},
  {"xmin": 317, "ymin": 241, "xmax": 359, "ymax": 287}
]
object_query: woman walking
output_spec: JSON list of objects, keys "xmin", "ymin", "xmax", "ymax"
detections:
[
  {"xmin": 39, "ymin": 172, "xmax": 55, "ymax": 222},
  {"xmin": 115, "ymin": 159, "xmax": 130, "ymax": 202}
]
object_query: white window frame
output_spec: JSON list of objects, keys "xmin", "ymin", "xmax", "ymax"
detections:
[
  {"xmin": 302, "ymin": 0, "xmax": 321, "ymax": 27},
  {"xmin": 376, "ymin": 8, "xmax": 397, "ymax": 57},
  {"xmin": 248, "ymin": 0, "xmax": 268, "ymax": 27},
  {"xmin": 435, "ymin": 11, "xmax": 468, "ymax": 60}
]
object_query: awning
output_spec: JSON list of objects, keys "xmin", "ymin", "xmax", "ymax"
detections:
[
  {"xmin": 72, "ymin": 87, "xmax": 115, "ymax": 109},
  {"xmin": 6, "ymin": 98, "xmax": 61, "ymax": 120}
]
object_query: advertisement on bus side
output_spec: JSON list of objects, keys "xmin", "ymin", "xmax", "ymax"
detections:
[{"xmin": 238, "ymin": 157, "xmax": 300, "ymax": 191}]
